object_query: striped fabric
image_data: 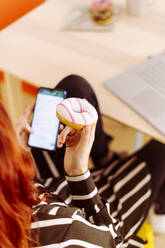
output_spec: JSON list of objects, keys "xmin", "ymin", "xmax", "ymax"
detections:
[{"xmin": 32, "ymin": 152, "xmax": 151, "ymax": 248}]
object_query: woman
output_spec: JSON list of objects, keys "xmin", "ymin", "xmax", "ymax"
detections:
[
  {"xmin": 1, "ymin": 97, "xmax": 122, "ymax": 248},
  {"xmin": 0, "ymin": 75, "xmax": 165, "ymax": 248},
  {"xmin": 30, "ymin": 75, "xmax": 165, "ymax": 230},
  {"xmin": 0, "ymin": 100, "xmax": 39, "ymax": 247}
]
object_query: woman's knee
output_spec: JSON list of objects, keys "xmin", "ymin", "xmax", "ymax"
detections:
[
  {"xmin": 136, "ymin": 139, "xmax": 165, "ymax": 163},
  {"xmin": 55, "ymin": 74, "xmax": 94, "ymax": 98}
]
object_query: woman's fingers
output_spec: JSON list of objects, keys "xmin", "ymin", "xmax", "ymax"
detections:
[
  {"xmin": 59, "ymin": 124, "xmax": 64, "ymax": 131},
  {"xmin": 75, "ymin": 125, "xmax": 96, "ymax": 154},
  {"xmin": 57, "ymin": 126, "xmax": 73, "ymax": 147},
  {"xmin": 57, "ymin": 124, "xmax": 96, "ymax": 149},
  {"xmin": 90, "ymin": 124, "xmax": 96, "ymax": 141},
  {"xmin": 81, "ymin": 126, "xmax": 90, "ymax": 144},
  {"xmin": 65, "ymin": 132, "xmax": 80, "ymax": 147},
  {"xmin": 81, "ymin": 125, "xmax": 95, "ymax": 144},
  {"xmin": 57, "ymin": 125, "xmax": 66, "ymax": 148},
  {"xmin": 60, "ymin": 126, "xmax": 72, "ymax": 142},
  {"xmin": 23, "ymin": 102, "xmax": 35, "ymax": 118},
  {"xmin": 15, "ymin": 102, "xmax": 35, "ymax": 136},
  {"xmin": 25, "ymin": 123, "xmax": 33, "ymax": 134},
  {"xmin": 57, "ymin": 126, "xmax": 79, "ymax": 148},
  {"xmin": 57, "ymin": 135, "xmax": 63, "ymax": 148}
]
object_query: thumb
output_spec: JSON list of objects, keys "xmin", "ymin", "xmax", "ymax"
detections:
[{"xmin": 81, "ymin": 126, "xmax": 90, "ymax": 144}]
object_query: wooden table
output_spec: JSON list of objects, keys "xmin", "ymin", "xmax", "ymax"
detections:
[{"xmin": 0, "ymin": 0, "xmax": 165, "ymax": 142}]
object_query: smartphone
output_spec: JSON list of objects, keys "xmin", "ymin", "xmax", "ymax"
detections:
[{"xmin": 28, "ymin": 87, "xmax": 67, "ymax": 151}]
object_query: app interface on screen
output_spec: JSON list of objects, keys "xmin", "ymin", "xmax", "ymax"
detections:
[{"xmin": 29, "ymin": 89, "xmax": 65, "ymax": 150}]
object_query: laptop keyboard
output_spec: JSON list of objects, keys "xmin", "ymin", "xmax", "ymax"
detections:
[{"xmin": 137, "ymin": 59, "xmax": 165, "ymax": 95}]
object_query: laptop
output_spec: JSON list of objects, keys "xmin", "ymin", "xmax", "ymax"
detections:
[{"xmin": 104, "ymin": 52, "xmax": 165, "ymax": 135}]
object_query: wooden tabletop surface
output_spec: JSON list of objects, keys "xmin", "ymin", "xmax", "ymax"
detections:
[{"xmin": 0, "ymin": 0, "xmax": 165, "ymax": 142}]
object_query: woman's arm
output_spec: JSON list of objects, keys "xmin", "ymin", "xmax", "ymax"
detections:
[
  {"xmin": 33, "ymin": 171, "xmax": 123, "ymax": 248},
  {"xmin": 57, "ymin": 125, "xmax": 95, "ymax": 176},
  {"xmin": 33, "ymin": 173, "xmax": 123, "ymax": 248},
  {"xmin": 47, "ymin": 125, "xmax": 123, "ymax": 247}
]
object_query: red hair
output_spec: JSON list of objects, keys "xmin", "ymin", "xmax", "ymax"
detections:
[{"xmin": 0, "ymin": 100, "xmax": 40, "ymax": 248}]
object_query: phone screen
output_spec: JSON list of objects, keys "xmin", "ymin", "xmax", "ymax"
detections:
[{"xmin": 28, "ymin": 87, "xmax": 67, "ymax": 151}]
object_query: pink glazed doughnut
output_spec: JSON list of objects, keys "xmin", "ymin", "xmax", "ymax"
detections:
[{"xmin": 56, "ymin": 98, "xmax": 98, "ymax": 130}]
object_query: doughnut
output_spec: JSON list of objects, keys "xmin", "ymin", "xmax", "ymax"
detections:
[
  {"xmin": 91, "ymin": 0, "xmax": 114, "ymax": 25},
  {"xmin": 56, "ymin": 97, "xmax": 98, "ymax": 130}
]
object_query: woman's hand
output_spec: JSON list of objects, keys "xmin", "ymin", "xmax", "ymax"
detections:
[
  {"xmin": 57, "ymin": 125, "xmax": 96, "ymax": 176},
  {"xmin": 15, "ymin": 103, "xmax": 34, "ymax": 150}
]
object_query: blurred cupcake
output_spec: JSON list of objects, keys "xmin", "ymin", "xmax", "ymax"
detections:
[{"xmin": 91, "ymin": 0, "xmax": 114, "ymax": 25}]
